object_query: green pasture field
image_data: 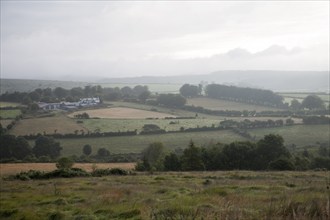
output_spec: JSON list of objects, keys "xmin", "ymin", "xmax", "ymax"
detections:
[
  {"xmin": 57, "ymin": 130, "xmax": 245, "ymax": 156},
  {"xmin": 78, "ymin": 118, "xmax": 222, "ymax": 133},
  {"xmin": 279, "ymin": 93, "xmax": 330, "ymax": 104},
  {"xmin": 0, "ymin": 171, "xmax": 329, "ymax": 219},
  {"xmin": 108, "ymin": 101, "xmax": 200, "ymax": 118},
  {"xmin": 77, "ymin": 116, "xmax": 302, "ymax": 134},
  {"xmin": 187, "ymin": 97, "xmax": 281, "ymax": 112},
  {"xmin": 279, "ymin": 92, "xmax": 329, "ymax": 100},
  {"xmin": 0, "ymin": 102, "xmax": 21, "ymax": 108},
  {"xmin": 57, "ymin": 124, "xmax": 328, "ymax": 157},
  {"xmin": 9, "ymin": 114, "xmax": 87, "ymax": 136},
  {"xmin": 0, "ymin": 109, "xmax": 21, "ymax": 119},
  {"xmin": 249, "ymin": 124, "xmax": 330, "ymax": 148}
]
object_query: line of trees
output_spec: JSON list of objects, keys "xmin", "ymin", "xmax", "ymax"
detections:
[
  {"xmin": 20, "ymin": 130, "xmax": 138, "ymax": 140},
  {"xmin": 136, "ymin": 134, "xmax": 330, "ymax": 171},
  {"xmin": 205, "ymin": 84, "xmax": 284, "ymax": 107},
  {"xmin": 179, "ymin": 84, "xmax": 201, "ymax": 98},
  {"xmin": 2, "ymin": 83, "xmax": 327, "ymax": 115},
  {"xmin": 0, "ymin": 85, "xmax": 151, "ymax": 104},
  {"xmin": 0, "ymin": 135, "xmax": 62, "ymax": 162}
]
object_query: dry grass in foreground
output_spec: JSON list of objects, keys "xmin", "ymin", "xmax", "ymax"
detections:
[{"xmin": 0, "ymin": 171, "xmax": 329, "ymax": 219}]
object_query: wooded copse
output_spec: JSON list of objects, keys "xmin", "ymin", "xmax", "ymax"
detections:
[
  {"xmin": 205, "ymin": 84, "xmax": 284, "ymax": 107},
  {"xmin": 0, "ymin": 83, "xmax": 328, "ymax": 112},
  {"xmin": 136, "ymin": 134, "xmax": 330, "ymax": 172},
  {"xmin": 0, "ymin": 85, "xmax": 150, "ymax": 104}
]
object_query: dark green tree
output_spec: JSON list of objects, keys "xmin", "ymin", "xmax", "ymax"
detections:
[
  {"xmin": 301, "ymin": 95, "xmax": 325, "ymax": 110},
  {"xmin": 12, "ymin": 136, "xmax": 32, "ymax": 160},
  {"xmin": 56, "ymin": 157, "xmax": 74, "ymax": 169},
  {"xmin": 140, "ymin": 142, "xmax": 165, "ymax": 171},
  {"xmin": 33, "ymin": 136, "xmax": 62, "ymax": 159},
  {"xmin": 311, "ymin": 157, "xmax": 330, "ymax": 169},
  {"xmin": 29, "ymin": 103, "xmax": 39, "ymax": 111},
  {"xmin": 179, "ymin": 84, "xmax": 199, "ymax": 98},
  {"xmin": 83, "ymin": 144, "xmax": 92, "ymax": 156},
  {"xmin": 181, "ymin": 141, "xmax": 205, "ymax": 171},
  {"xmin": 133, "ymin": 85, "xmax": 149, "ymax": 97},
  {"xmin": 0, "ymin": 135, "xmax": 16, "ymax": 159},
  {"xmin": 268, "ymin": 158, "xmax": 295, "ymax": 170},
  {"xmin": 157, "ymin": 94, "xmax": 186, "ymax": 108},
  {"xmin": 54, "ymin": 87, "xmax": 68, "ymax": 99},
  {"xmin": 0, "ymin": 135, "xmax": 31, "ymax": 160},
  {"xmin": 97, "ymin": 148, "xmax": 110, "ymax": 157},
  {"xmin": 290, "ymin": 99, "xmax": 301, "ymax": 110},
  {"xmin": 200, "ymin": 144, "xmax": 224, "ymax": 170},
  {"xmin": 121, "ymin": 86, "xmax": 133, "ymax": 98},
  {"xmin": 28, "ymin": 91, "xmax": 41, "ymax": 102},
  {"xmin": 221, "ymin": 141, "xmax": 256, "ymax": 170},
  {"xmin": 70, "ymin": 87, "xmax": 84, "ymax": 98},
  {"xmin": 255, "ymin": 134, "xmax": 291, "ymax": 169},
  {"xmin": 0, "ymin": 124, "xmax": 6, "ymax": 136},
  {"xmin": 294, "ymin": 156, "xmax": 310, "ymax": 171},
  {"xmin": 164, "ymin": 153, "xmax": 181, "ymax": 171},
  {"xmin": 138, "ymin": 91, "xmax": 151, "ymax": 102}
]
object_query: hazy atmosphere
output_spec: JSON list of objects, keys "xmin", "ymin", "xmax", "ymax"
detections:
[
  {"xmin": 1, "ymin": 2, "xmax": 330, "ymax": 219},
  {"xmin": 1, "ymin": 1, "xmax": 329, "ymax": 81}
]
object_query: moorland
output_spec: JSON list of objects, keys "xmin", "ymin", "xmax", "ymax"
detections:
[{"xmin": 0, "ymin": 78, "xmax": 329, "ymax": 219}]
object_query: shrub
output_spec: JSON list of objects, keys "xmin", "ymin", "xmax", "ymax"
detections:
[
  {"xmin": 268, "ymin": 158, "xmax": 295, "ymax": 171},
  {"xmin": 91, "ymin": 168, "xmax": 128, "ymax": 177},
  {"xmin": 83, "ymin": 144, "xmax": 92, "ymax": 156},
  {"xmin": 56, "ymin": 157, "xmax": 74, "ymax": 169},
  {"xmin": 43, "ymin": 168, "xmax": 90, "ymax": 178},
  {"xmin": 12, "ymin": 168, "xmax": 90, "ymax": 180},
  {"xmin": 97, "ymin": 148, "xmax": 110, "ymax": 157},
  {"xmin": 311, "ymin": 157, "xmax": 330, "ymax": 170}
]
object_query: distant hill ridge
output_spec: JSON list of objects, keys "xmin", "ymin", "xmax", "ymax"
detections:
[
  {"xmin": 101, "ymin": 70, "xmax": 329, "ymax": 92},
  {"xmin": 1, "ymin": 70, "xmax": 329, "ymax": 94}
]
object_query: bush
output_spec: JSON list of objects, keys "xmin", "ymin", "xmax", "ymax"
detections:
[
  {"xmin": 142, "ymin": 124, "xmax": 161, "ymax": 131},
  {"xmin": 268, "ymin": 158, "xmax": 295, "ymax": 171},
  {"xmin": 56, "ymin": 157, "xmax": 74, "ymax": 169},
  {"xmin": 14, "ymin": 170, "xmax": 45, "ymax": 180},
  {"xmin": 12, "ymin": 168, "xmax": 90, "ymax": 180},
  {"xmin": 97, "ymin": 148, "xmax": 110, "ymax": 157},
  {"xmin": 43, "ymin": 168, "xmax": 90, "ymax": 178},
  {"xmin": 311, "ymin": 157, "xmax": 330, "ymax": 170},
  {"xmin": 91, "ymin": 168, "xmax": 128, "ymax": 177}
]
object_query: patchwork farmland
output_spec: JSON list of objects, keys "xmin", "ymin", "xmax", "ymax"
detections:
[{"xmin": 1, "ymin": 84, "xmax": 329, "ymax": 220}]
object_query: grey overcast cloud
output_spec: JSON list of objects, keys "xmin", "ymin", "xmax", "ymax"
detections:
[{"xmin": 0, "ymin": 1, "xmax": 329, "ymax": 80}]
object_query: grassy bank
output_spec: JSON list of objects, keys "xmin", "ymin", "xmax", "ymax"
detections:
[{"xmin": 0, "ymin": 171, "xmax": 329, "ymax": 219}]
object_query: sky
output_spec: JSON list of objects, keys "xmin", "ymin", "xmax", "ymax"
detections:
[{"xmin": 1, "ymin": 1, "xmax": 329, "ymax": 80}]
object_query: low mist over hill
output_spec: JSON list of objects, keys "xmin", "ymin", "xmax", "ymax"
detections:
[
  {"xmin": 1, "ymin": 70, "xmax": 328, "ymax": 94},
  {"xmin": 100, "ymin": 70, "xmax": 329, "ymax": 92}
]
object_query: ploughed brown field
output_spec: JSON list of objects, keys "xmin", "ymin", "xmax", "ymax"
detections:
[
  {"xmin": 0, "ymin": 163, "xmax": 136, "ymax": 176},
  {"xmin": 68, "ymin": 107, "xmax": 176, "ymax": 119}
]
